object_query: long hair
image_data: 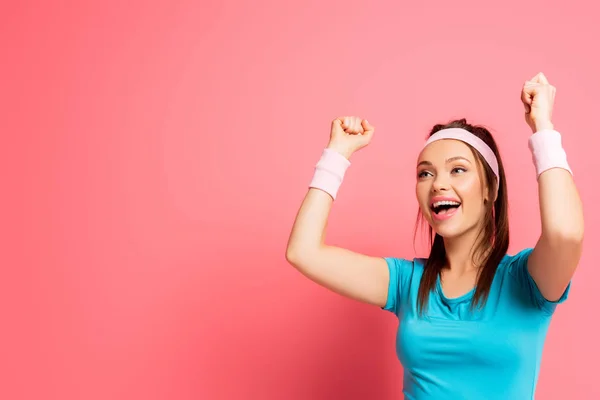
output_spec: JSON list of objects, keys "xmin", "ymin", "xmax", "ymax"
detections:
[{"xmin": 414, "ymin": 118, "xmax": 509, "ymax": 315}]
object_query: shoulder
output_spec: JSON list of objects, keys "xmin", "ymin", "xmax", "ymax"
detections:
[
  {"xmin": 499, "ymin": 247, "xmax": 534, "ymax": 277},
  {"xmin": 381, "ymin": 256, "xmax": 425, "ymax": 315},
  {"xmin": 383, "ymin": 256, "xmax": 425, "ymax": 278},
  {"xmin": 502, "ymin": 247, "xmax": 534, "ymax": 266},
  {"xmin": 383, "ymin": 256, "xmax": 426, "ymax": 293}
]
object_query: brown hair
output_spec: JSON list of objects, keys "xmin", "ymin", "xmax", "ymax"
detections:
[{"xmin": 414, "ymin": 118, "xmax": 509, "ymax": 315}]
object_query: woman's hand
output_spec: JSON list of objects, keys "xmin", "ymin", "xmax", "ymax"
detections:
[
  {"xmin": 326, "ymin": 116, "xmax": 375, "ymax": 159},
  {"xmin": 521, "ymin": 72, "xmax": 556, "ymax": 133}
]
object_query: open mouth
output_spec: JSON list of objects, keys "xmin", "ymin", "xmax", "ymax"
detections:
[{"xmin": 431, "ymin": 200, "xmax": 462, "ymax": 217}]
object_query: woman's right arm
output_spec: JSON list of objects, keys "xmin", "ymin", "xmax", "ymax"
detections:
[{"xmin": 285, "ymin": 117, "xmax": 390, "ymax": 308}]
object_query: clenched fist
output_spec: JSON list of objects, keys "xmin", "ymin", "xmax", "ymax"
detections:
[
  {"xmin": 326, "ymin": 116, "xmax": 375, "ymax": 160},
  {"xmin": 521, "ymin": 72, "xmax": 555, "ymax": 133}
]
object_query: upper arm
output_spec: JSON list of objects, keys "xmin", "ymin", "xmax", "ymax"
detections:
[{"xmin": 286, "ymin": 245, "xmax": 391, "ymax": 308}]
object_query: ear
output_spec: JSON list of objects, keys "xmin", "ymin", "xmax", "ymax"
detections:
[
  {"xmin": 489, "ymin": 182, "xmax": 499, "ymax": 203},
  {"xmin": 483, "ymin": 181, "xmax": 499, "ymax": 204}
]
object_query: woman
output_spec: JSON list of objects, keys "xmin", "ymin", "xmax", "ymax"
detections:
[{"xmin": 285, "ymin": 72, "xmax": 584, "ymax": 399}]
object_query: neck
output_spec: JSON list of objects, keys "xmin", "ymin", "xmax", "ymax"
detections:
[{"xmin": 442, "ymin": 225, "xmax": 486, "ymax": 275}]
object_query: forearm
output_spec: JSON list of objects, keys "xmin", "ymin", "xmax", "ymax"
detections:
[
  {"xmin": 532, "ymin": 122, "xmax": 584, "ymax": 241},
  {"xmin": 537, "ymin": 167, "xmax": 584, "ymax": 241},
  {"xmin": 286, "ymin": 146, "xmax": 351, "ymax": 260},
  {"xmin": 285, "ymin": 188, "xmax": 334, "ymax": 260}
]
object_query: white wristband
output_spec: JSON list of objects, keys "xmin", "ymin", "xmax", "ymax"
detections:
[
  {"xmin": 528, "ymin": 129, "xmax": 573, "ymax": 178},
  {"xmin": 308, "ymin": 148, "xmax": 351, "ymax": 200}
]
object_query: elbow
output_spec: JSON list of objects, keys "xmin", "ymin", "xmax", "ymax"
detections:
[
  {"xmin": 544, "ymin": 216, "xmax": 584, "ymax": 245},
  {"xmin": 285, "ymin": 245, "xmax": 305, "ymax": 267},
  {"xmin": 560, "ymin": 224, "xmax": 584, "ymax": 244},
  {"xmin": 285, "ymin": 246, "xmax": 298, "ymax": 265},
  {"xmin": 285, "ymin": 245, "xmax": 318, "ymax": 269},
  {"xmin": 570, "ymin": 227, "xmax": 585, "ymax": 244},
  {"xmin": 542, "ymin": 226, "xmax": 584, "ymax": 250}
]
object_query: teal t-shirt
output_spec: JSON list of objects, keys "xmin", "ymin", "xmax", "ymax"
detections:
[{"xmin": 383, "ymin": 248, "xmax": 570, "ymax": 400}]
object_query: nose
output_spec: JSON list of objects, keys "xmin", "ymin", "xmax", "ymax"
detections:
[{"xmin": 431, "ymin": 173, "xmax": 449, "ymax": 192}]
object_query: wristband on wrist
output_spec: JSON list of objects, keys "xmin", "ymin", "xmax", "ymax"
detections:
[
  {"xmin": 308, "ymin": 148, "xmax": 351, "ymax": 200},
  {"xmin": 528, "ymin": 129, "xmax": 573, "ymax": 178}
]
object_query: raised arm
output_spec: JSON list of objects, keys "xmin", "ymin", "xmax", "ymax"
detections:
[
  {"xmin": 521, "ymin": 73, "xmax": 584, "ymax": 301},
  {"xmin": 285, "ymin": 117, "xmax": 390, "ymax": 307}
]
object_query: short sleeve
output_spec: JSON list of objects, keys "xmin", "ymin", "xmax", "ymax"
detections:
[
  {"xmin": 382, "ymin": 257, "xmax": 413, "ymax": 316},
  {"xmin": 508, "ymin": 247, "xmax": 571, "ymax": 315}
]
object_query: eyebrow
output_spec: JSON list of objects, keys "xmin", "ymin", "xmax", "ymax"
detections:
[{"xmin": 417, "ymin": 156, "xmax": 472, "ymax": 168}]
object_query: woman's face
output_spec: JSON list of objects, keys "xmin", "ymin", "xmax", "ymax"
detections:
[{"xmin": 416, "ymin": 139, "xmax": 490, "ymax": 239}]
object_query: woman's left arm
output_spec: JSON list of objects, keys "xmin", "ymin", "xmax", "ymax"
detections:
[{"xmin": 521, "ymin": 73, "xmax": 584, "ymax": 302}]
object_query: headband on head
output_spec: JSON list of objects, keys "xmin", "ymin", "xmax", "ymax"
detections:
[{"xmin": 423, "ymin": 128, "xmax": 500, "ymax": 186}]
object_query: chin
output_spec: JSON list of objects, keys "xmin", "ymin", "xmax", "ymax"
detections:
[
  {"xmin": 432, "ymin": 225, "xmax": 464, "ymax": 239},
  {"xmin": 432, "ymin": 218, "xmax": 482, "ymax": 241},
  {"xmin": 426, "ymin": 214, "xmax": 469, "ymax": 239}
]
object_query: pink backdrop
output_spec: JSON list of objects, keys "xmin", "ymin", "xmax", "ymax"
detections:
[{"xmin": 3, "ymin": 1, "xmax": 599, "ymax": 399}]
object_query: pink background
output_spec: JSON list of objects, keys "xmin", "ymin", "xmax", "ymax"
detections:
[{"xmin": 3, "ymin": 1, "xmax": 599, "ymax": 399}]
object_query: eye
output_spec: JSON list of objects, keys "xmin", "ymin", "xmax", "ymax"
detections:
[
  {"xmin": 418, "ymin": 170, "xmax": 432, "ymax": 178},
  {"xmin": 452, "ymin": 167, "xmax": 467, "ymax": 174}
]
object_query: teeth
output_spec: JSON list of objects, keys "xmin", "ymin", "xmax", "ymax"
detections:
[{"xmin": 432, "ymin": 200, "xmax": 461, "ymax": 208}]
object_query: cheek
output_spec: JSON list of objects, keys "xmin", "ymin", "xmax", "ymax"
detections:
[
  {"xmin": 415, "ymin": 183, "xmax": 430, "ymax": 210},
  {"xmin": 456, "ymin": 175, "xmax": 484, "ymax": 207}
]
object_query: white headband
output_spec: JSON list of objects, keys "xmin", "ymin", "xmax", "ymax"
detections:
[{"xmin": 423, "ymin": 128, "xmax": 500, "ymax": 186}]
